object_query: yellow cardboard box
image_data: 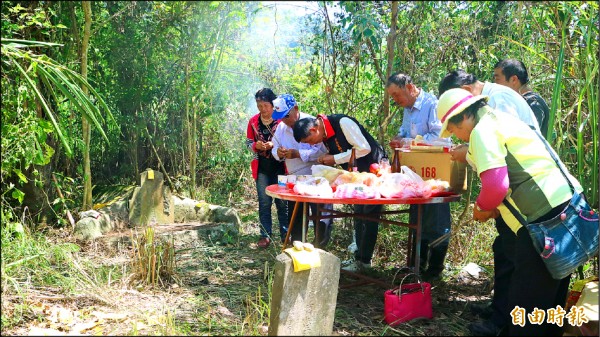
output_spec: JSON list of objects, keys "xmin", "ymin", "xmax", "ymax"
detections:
[{"xmin": 399, "ymin": 150, "xmax": 467, "ymax": 193}]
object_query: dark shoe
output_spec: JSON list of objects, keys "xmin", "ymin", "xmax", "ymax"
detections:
[
  {"xmin": 427, "ymin": 244, "xmax": 448, "ymax": 271},
  {"xmin": 257, "ymin": 237, "xmax": 271, "ymax": 248},
  {"xmin": 469, "ymin": 302, "xmax": 494, "ymax": 319},
  {"xmin": 422, "ymin": 267, "xmax": 443, "ymax": 281},
  {"xmin": 468, "ymin": 319, "xmax": 502, "ymax": 336},
  {"xmin": 419, "ymin": 241, "xmax": 429, "ymax": 273},
  {"xmin": 314, "ymin": 221, "xmax": 332, "ymax": 248}
]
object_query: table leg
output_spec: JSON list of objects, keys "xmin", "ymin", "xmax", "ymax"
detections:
[
  {"xmin": 302, "ymin": 202, "xmax": 308, "ymax": 242},
  {"xmin": 282, "ymin": 201, "xmax": 300, "ymax": 251},
  {"xmin": 414, "ymin": 204, "xmax": 423, "ymax": 275},
  {"xmin": 313, "ymin": 203, "xmax": 323, "ymax": 245}
]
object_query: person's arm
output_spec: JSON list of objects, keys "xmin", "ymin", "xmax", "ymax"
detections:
[
  {"xmin": 422, "ymin": 101, "xmax": 442, "ymax": 141},
  {"xmin": 476, "ymin": 166, "xmax": 509, "ymax": 210},
  {"xmin": 472, "ymin": 166, "xmax": 508, "ymax": 222},
  {"xmin": 397, "ymin": 110, "xmax": 410, "ymax": 138},
  {"xmin": 246, "ymin": 119, "xmax": 258, "ymax": 153},
  {"xmin": 298, "ymin": 142, "xmax": 326, "ymax": 162},
  {"xmin": 271, "ymin": 127, "xmax": 284, "ymax": 161},
  {"xmin": 449, "ymin": 144, "xmax": 468, "ymax": 162},
  {"xmin": 334, "ymin": 117, "xmax": 371, "ymax": 164}
]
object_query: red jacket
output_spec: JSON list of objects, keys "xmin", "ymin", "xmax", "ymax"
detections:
[{"xmin": 246, "ymin": 114, "xmax": 285, "ymax": 180}]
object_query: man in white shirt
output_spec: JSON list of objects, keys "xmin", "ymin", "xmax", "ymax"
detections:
[
  {"xmin": 439, "ymin": 69, "xmax": 540, "ymax": 164},
  {"xmin": 271, "ymin": 94, "xmax": 333, "ymax": 248}
]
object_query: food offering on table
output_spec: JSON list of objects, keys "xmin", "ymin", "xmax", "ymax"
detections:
[
  {"xmin": 311, "ymin": 165, "xmax": 345, "ymax": 184},
  {"xmin": 405, "ymin": 136, "xmax": 453, "ymax": 153},
  {"xmin": 332, "ymin": 171, "xmax": 380, "ymax": 188},
  {"xmin": 278, "ymin": 174, "xmax": 287, "ymax": 187},
  {"xmin": 333, "ymin": 183, "xmax": 380, "ymax": 199},
  {"xmin": 293, "ymin": 176, "xmax": 334, "ymax": 197},
  {"xmin": 370, "ymin": 158, "xmax": 392, "ymax": 177},
  {"xmin": 424, "ymin": 179, "xmax": 450, "ymax": 195},
  {"xmin": 290, "ymin": 164, "xmax": 453, "ymax": 199}
]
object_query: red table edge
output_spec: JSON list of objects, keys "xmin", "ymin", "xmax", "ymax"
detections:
[
  {"xmin": 266, "ymin": 183, "xmax": 462, "ymax": 287},
  {"xmin": 265, "ymin": 184, "xmax": 462, "ymax": 204}
]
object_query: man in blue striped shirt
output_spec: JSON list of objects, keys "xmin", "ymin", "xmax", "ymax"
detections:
[{"xmin": 386, "ymin": 73, "xmax": 451, "ymax": 280}]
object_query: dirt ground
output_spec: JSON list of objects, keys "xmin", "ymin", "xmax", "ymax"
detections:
[{"xmin": 4, "ymin": 209, "xmax": 496, "ymax": 336}]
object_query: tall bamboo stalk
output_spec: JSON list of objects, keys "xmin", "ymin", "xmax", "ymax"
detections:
[
  {"xmin": 81, "ymin": 1, "xmax": 93, "ymax": 210},
  {"xmin": 583, "ymin": 15, "xmax": 599, "ymax": 208},
  {"xmin": 547, "ymin": 27, "xmax": 566, "ymax": 146}
]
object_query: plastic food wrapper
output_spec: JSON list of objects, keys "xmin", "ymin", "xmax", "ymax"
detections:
[
  {"xmin": 293, "ymin": 176, "xmax": 333, "ymax": 198},
  {"xmin": 333, "ymin": 183, "xmax": 380, "ymax": 199},
  {"xmin": 311, "ymin": 165, "xmax": 345, "ymax": 184},
  {"xmin": 424, "ymin": 179, "xmax": 450, "ymax": 193},
  {"xmin": 332, "ymin": 171, "xmax": 380, "ymax": 187},
  {"xmin": 378, "ymin": 166, "xmax": 432, "ymax": 198},
  {"xmin": 411, "ymin": 135, "xmax": 453, "ymax": 147}
]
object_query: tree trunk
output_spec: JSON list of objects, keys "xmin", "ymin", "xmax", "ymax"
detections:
[
  {"xmin": 81, "ymin": 1, "xmax": 92, "ymax": 210},
  {"xmin": 378, "ymin": 1, "xmax": 398, "ymax": 146},
  {"xmin": 185, "ymin": 52, "xmax": 196, "ymax": 199}
]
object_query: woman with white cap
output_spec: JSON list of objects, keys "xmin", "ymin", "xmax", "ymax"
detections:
[{"xmin": 436, "ymin": 88, "xmax": 590, "ymax": 336}]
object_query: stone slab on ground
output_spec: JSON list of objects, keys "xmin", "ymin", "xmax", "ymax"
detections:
[
  {"xmin": 128, "ymin": 169, "xmax": 174, "ymax": 226},
  {"xmin": 269, "ymin": 249, "xmax": 340, "ymax": 336}
]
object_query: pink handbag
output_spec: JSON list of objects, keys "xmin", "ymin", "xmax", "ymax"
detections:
[{"xmin": 384, "ymin": 273, "xmax": 433, "ymax": 326}]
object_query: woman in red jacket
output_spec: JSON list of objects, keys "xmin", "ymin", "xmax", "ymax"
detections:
[{"xmin": 245, "ymin": 88, "xmax": 288, "ymax": 248}]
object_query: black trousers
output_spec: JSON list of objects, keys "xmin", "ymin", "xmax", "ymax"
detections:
[
  {"xmin": 354, "ymin": 204, "xmax": 382, "ymax": 264},
  {"xmin": 507, "ymin": 226, "xmax": 571, "ymax": 336},
  {"xmin": 490, "ymin": 217, "xmax": 516, "ymax": 329},
  {"xmin": 490, "ymin": 216, "xmax": 571, "ymax": 336}
]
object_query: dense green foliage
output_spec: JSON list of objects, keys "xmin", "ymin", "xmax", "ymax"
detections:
[
  {"xmin": 1, "ymin": 1, "xmax": 598, "ymax": 334},
  {"xmin": 1, "ymin": 1, "xmax": 597, "ymax": 222}
]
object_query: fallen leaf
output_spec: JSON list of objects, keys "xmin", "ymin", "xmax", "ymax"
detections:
[
  {"xmin": 28, "ymin": 327, "xmax": 65, "ymax": 336},
  {"xmin": 91, "ymin": 311, "xmax": 128, "ymax": 321},
  {"xmin": 216, "ymin": 306, "xmax": 234, "ymax": 317},
  {"xmin": 69, "ymin": 321, "xmax": 98, "ymax": 334},
  {"xmin": 58, "ymin": 307, "xmax": 74, "ymax": 325}
]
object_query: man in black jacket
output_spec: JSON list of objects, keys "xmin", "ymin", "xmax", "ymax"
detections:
[{"xmin": 293, "ymin": 114, "xmax": 385, "ymax": 272}]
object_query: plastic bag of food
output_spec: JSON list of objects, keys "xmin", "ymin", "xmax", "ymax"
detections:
[
  {"xmin": 333, "ymin": 183, "xmax": 380, "ymax": 199},
  {"xmin": 424, "ymin": 179, "xmax": 450, "ymax": 194},
  {"xmin": 332, "ymin": 171, "xmax": 380, "ymax": 187},
  {"xmin": 311, "ymin": 165, "xmax": 345, "ymax": 184},
  {"xmin": 378, "ymin": 172, "xmax": 432, "ymax": 199},
  {"xmin": 293, "ymin": 177, "xmax": 333, "ymax": 198},
  {"xmin": 400, "ymin": 166, "xmax": 424, "ymax": 184}
]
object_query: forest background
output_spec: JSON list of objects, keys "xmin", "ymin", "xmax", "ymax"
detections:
[{"xmin": 1, "ymin": 1, "xmax": 598, "ymax": 335}]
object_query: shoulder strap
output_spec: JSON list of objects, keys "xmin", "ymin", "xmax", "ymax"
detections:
[
  {"xmin": 502, "ymin": 127, "xmax": 575, "ymax": 225},
  {"xmin": 502, "ymin": 199, "xmax": 528, "ymax": 226},
  {"xmin": 530, "ymin": 127, "xmax": 575, "ymax": 193}
]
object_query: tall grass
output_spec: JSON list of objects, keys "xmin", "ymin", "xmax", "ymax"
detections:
[
  {"xmin": 578, "ymin": 7, "xmax": 599, "ymax": 208},
  {"xmin": 547, "ymin": 24, "xmax": 566, "ymax": 145},
  {"xmin": 0, "ymin": 212, "xmax": 115, "ymax": 330},
  {"xmin": 128, "ymin": 227, "xmax": 178, "ymax": 289}
]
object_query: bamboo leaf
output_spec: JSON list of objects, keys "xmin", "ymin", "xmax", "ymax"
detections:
[
  {"xmin": 61, "ymin": 67, "xmax": 116, "ymax": 126},
  {"xmin": 49, "ymin": 67, "xmax": 109, "ymax": 143},
  {"xmin": 9, "ymin": 56, "xmax": 73, "ymax": 156},
  {"xmin": 497, "ymin": 35, "xmax": 552, "ymax": 64}
]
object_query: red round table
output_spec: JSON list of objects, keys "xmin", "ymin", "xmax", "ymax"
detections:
[{"xmin": 266, "ymin": 184, "xmax": 462, "ymax": 283}]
